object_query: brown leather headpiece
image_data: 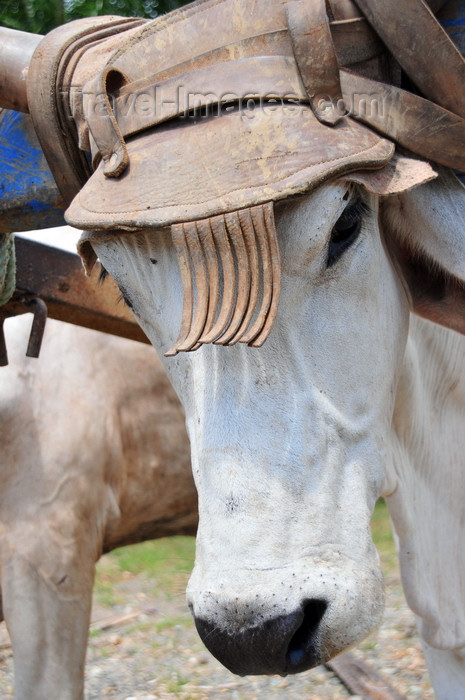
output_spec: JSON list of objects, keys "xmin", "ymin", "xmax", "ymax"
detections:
[{"xmin": 25, "ymin": 0, "xmax": 465, "ymax": 353}]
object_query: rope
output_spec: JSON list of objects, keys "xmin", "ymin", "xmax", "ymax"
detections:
[{"xmin": 0, "ymin": 234, "xmax": 16, "ymax": 306}]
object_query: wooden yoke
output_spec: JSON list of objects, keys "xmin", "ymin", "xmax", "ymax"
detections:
[{"xmin": 0, "ymin": 27, "xmax": 42, "ymax": 113}]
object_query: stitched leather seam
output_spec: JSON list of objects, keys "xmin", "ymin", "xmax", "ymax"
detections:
[{"xmin": 71, "ymin": 141, "xmax": 392, "ymax": 219}]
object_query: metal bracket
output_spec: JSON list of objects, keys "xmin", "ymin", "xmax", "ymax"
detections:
[
  {"xmin": 0, "ymin": 236, "xmax": 149, "ymax": 366},
  {"xmin": 25, "ymin": 297, "xmax": 48, "ymax": 358},
  {"xmin": 0, "ymin": 296, "xmax": 48, "ymax": 366}
]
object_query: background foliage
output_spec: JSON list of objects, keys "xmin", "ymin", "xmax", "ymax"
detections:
[{"xmin": 0, "ymin": 0, "xmax": 190, "ymax": 34}]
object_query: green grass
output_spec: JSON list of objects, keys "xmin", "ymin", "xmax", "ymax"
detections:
[
  {"xmin": 94, "ymin": 577, "xmax": 126, "ymax": 607},
  {"xmin": 166, "ymin": 672, "xmax": 190, "ymax": 693},
  {"xmin": 95, "ymin": 536, "xmax": 195, "ymax": 604},
  {"xmin": 109, "ymin": 536, "xmax": 195, "ymax": 578},
  {"xmin": 371, "ymin": 498, "xmax": 397, "ymax": 577},
  {"xmin": 155, "ymin": 615, "xmax": 192, "ymax": 633}
]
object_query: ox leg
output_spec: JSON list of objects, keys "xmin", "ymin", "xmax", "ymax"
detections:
[
  {"xmin": 1, "ymin": 552, "xmax": 94, "ymax": 700},
  {"xmin": 421, "ymin": 636, "xmax": 465, "ymax": 700}
]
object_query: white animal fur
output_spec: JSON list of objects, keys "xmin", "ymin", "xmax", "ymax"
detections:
[{"xmin": 91, "ymin": 171, "xmax": 465, "ymax": 698}]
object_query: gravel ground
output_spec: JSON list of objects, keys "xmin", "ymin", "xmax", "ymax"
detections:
[{"xmin": 0, "ymin": 558, "xmax": 433, "ymax": 699}]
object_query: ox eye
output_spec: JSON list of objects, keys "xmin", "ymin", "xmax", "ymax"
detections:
[{"xmin": 327, "ymin": 198, "xmax": 367, "ymax": 268}]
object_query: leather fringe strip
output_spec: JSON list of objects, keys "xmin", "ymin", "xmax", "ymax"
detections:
[{"xmin": 165, "ymin": 202, "xmax": 281, "ymax": 356}]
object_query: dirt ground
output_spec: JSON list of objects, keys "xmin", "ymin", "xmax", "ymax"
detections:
[{"xmin": 0, "ymin": 555, "xmax": 433, "ymax": 699}]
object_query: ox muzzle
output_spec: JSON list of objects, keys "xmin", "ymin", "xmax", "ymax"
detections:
[
  {"xmin": 193, "ymin": 598, "xmax": 327, "ymax": 675},
  {"xmin": 187, "ymin": 555, "xmax": 384, "ymax": 676}
]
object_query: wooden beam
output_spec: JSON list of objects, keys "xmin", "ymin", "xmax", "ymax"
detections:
[
  {"xmin": 1, "ymin": 236, "xmax": 149, "ymax": 345},
  {"xmin": 326, "ymin": 651, "xmax": 407, "ymax": 700}
]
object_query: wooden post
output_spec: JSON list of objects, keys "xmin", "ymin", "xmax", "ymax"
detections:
[{"xmin": 0, "ymin": 27, "xmax": 42, "ymax": 112}]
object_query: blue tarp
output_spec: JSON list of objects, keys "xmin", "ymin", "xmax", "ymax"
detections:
[{"xmin": 0, "ymin": 109, "xmax": 65, "ymax": 233}]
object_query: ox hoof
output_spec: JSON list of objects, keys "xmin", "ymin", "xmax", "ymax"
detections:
[{"xmin": 193, "ymin": 599, "xmax": 327, "ymax": 675}]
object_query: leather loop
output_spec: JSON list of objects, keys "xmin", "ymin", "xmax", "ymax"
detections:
[
  {"xmin": 84, "ymin": 68, "xmax": 129, "ymax": 177},
  {"xmin": 286, "ymin": 0, "xmax": 345, "ymax": 125},
  {"xmin": 26, "ymin": 16, "xmax": 145, "ymax": 203}
]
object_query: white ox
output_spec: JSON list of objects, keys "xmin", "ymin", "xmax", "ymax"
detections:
[
  {"xmin": 0, "ymin": 314, "xmax": 196, "ymax": 700},
  {"xmin": 90, "ymin": 164, "xmax": 465, "ymax": 699}
]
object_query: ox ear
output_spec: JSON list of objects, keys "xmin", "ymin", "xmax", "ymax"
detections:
[{"xmin": 379, "ymin": 165, "xmax": 465, "ymax": 335}]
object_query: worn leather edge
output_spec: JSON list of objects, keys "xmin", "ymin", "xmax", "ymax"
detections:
[{"xmin": 26, "ymin": 16, "xmax": 146, "ymax": 204}]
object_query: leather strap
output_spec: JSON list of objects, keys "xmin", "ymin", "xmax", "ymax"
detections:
[
  {"xmin": 329, "ymin": 0, "xmax": 448, "ymax": 20},
  {"xmin": 327, "ymin": 0, "xmax": 360, "ymax": 20},
  {"xmin": 84, "ymin": 68, "xmax": 129, "ymax": 177},
  {"xmin": 330, "ymin": 18, "xmax": 382, "ymax": 65},
  {"xmin": 341, "ymin": 70, "xmax": 465, "ymax": 171},
  {"xmin": 57, "ymin": 0, "xmax": 465, "ymax": 187},
  {"xmin": 354, "ymin": 0, "xmax": 465, "ymax": 119},
  {"xmin": 85, "ymin": 54, "xmax": 308, "ymax": 167},
  {"xmin": 27, "ymin": 16, "xmax": 145, "ymax": 204},
  {"xmin": 286, "ymin": 0, "xmax": 344, "ymax": 125},
  {"xmin": 83, "ymin": 20, "xmax": 383, "ymax": 171}
]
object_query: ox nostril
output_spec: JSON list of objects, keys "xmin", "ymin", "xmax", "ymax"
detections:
[
  {"xmin": 193, "ymin": 598, "xmax": 328, "ymax": 675},
  {"xmin": 286, "ymin": 599, "xmax": 327, "ymax": 672}
]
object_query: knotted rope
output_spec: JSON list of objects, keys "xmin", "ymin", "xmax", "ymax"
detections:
[{"xmin": 0, "ymin": 233, "xmax": 16, "ymax": 306}]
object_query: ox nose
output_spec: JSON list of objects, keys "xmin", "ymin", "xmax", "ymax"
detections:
[{"xmin": 193, "ymin": 599, "xmax": 327, "ymax": 675}]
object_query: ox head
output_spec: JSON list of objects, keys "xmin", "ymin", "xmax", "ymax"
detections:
[{"xmin": 69, "ymin": 156, "xmax": 465, "ymax": 675}]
